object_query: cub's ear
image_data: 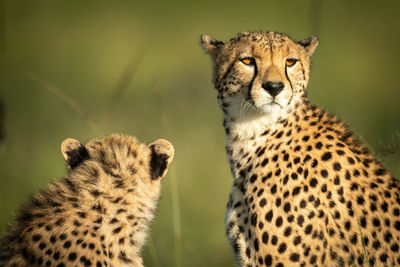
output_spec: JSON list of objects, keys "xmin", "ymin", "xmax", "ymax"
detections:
[
  {"xmin": 61, "ymin": 138, "xmax": 90, "ymax": 169},
  {"xmin": 148, "ymin": 139, "xmax": 175, "ymax": 180},
  {"xmin": 298, "ymin": 35, "xmax": 319, "ymax": 57},
  {"xmin": 200, "ymin": 34, "xmax": 224, "ymax": 59}
]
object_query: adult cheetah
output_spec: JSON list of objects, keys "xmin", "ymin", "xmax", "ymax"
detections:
[
  {"xmin": 201, "ymin": 31, "xmax": 400, "ymax": 266},
  {"xmin": 0, "ymin": 134, "xmax": 174, "ymax": 267}
]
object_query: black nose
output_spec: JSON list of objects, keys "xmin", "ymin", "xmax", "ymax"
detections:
[{"xmin": 262, "ymin": 81, "xmax": 284, "ymax": 97}]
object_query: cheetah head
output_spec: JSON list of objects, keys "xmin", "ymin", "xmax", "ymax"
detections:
[
  {"xmin": 201, "ymin": 31, "xmax": 318, "ymax": 122},
  {"xmin": 60, "ymin": 134, "xmax": 174, "ymax": 197}
]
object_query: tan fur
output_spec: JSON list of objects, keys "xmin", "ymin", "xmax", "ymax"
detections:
[
  {"xmin": 0, "ymin": 134, "xmax": 174, "ymax": 267},
  {"xmin": 202, "ymin": 31, "xmax": 400, "ymax": 266}
]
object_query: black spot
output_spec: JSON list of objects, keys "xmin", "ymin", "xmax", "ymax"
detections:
[
  {"xmin": 333, "ymin": 162, "xmax": 341, "ymax": 171},
  {"xmin": 276, "ymin": 216, "xmax": 283, "ymax": 227},
  {"xmin": 394, "ymin": 221, "xmax": 400, "ymax": 230},
  {"xmin": 305, "ymin": 224, "xmax": 313, "ymax": 234},
  {"xmin": 344, "ymin": 221, "xmax": 351, "ymax": 231},
  {"xmin": 336, "ymin": 150, "xmax": 345, "ymax": 155},
  {"xmin": 265, "ymin": 254, "xmax": 272, "ymax": 266},
  {"xmin": 271, "ymin": 235, "xmax": 278, "ymax": 245},
  {"xmin": 265, "ymin": 210, "xmax": 273, "ymax": 222},
  {"xmin": 372, "ymin": 218, "xmax": 380, "ymax": 227},
  {"xmin": 271, "ymin": 184, "xmax": 277, "ymax": 194},
  {"xmin": 283, "ymin": 175, "xmax": 289, "ymax": 184},
  {"xmin": 321, "ymin": 184, "xmax": 327, "ymax": 192},
  {"xmin": 350, "ymin": 234, "xmax": 357, "ymax": 244},
  {"xmin": 257, "ymin": 147, "xmax": 266, "ymax": 156},
  {"xmin": 251, "ymin": 214, "xmax": 258, "ymax": 226},
  {"xmin": 245, "ymin": 247, "xmax": 250, "ymax": 258},
  {"xmin": 63, "ymin": 241, "xmax": 71, "ymax": 248},
  {"xmin": 292, "ymin": 186, "xmax": 301, "ymax": 196},
  {"xmin": 310, "ymin": 178, "xmax": 318, "ymax": 187},
  {"xmin": 380, "ymin": 253, "xmax": 388, "ymax": 263},
  {"xmin": 294, "ymin": 236, "xmax": 301, "ymax": 246},
  {"xmin": 283, "ymin": 203, "xmax": 291, "ymax": 213},
  {"xmin": 321, "ymin": 152, "xmax": 332, "ymax": 161},
  {"xmin": 373, "ymin": 240, "xmax": 381, "ymax": 249},
  {"xmin": 77, "ymin": 211, "xmax": 87, "ymax": 218},
  {"xmin": 384, "ymin": 231, "xmax": 393, "ymax": 243},
  {"xmin": 315, "ymin": 142, "xmax": 323, "ymax": 149},
  {"xmin": 297, "ymin": 215, "xmax": 304, "ymax": 227},
  {"xmin": 262, "ymin": 232, "xmax": 269, "ymax": 244},
  {"xmin": 275, "ymin": 198, "xmax": 281, "ymax": 207},
  {"xmin": 391, "ymin": 243, "xmax": 399, "ymax": 252},
  {"xmin": 375, "ymin": 168, "xmax": 386, "ymax": 176},
  {"xmin": 311, "ymin": 159, "xmax": 318, "ymax": 167},
  {"xmin": 290, "ymin": 253, "xmax": 300, "ymax": 262},
  {"xmin": 39, "ymin": 242, "xmax": 46, "ymax": 250},
  {"xmin": 278, "ymin": 243, "xmax": 287, "ymax": 253},
  {"xmin": 53, "ymin": 251, "xmax": 60, "ymax": 260},
  {"xmin": 68, "ymin": 252, "xmax": 78, "ymax": 261},
  {"xmin": 113, "ymin": 227, "xmax": 122, "ymax": 234},
  {"xmin": 261, "ymin": 158, "xmax": 268, "ymax": 166},
  {"xmin": 284, "ymin": 227, "xmax": 292, "ymax": 237},
  {"xmin": 32, "ymin": 234, "xmax": 42, "ymax": 242}
]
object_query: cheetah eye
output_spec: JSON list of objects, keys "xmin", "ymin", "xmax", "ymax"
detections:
[
  {"xmin": 240, "ymin": 57, "xmax": 255, "ymax": 66},
  {"xmin": 285, "ymin": 58, "xmax": 298, "ymax": 67}
]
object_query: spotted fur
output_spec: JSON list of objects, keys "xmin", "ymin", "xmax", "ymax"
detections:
[
  {"xmin": 0, "ymin": 134, "xmax": 174, "ymax": 267},
  {"xmin": 201, "ymin": 31, "xmax": 400, "ymax": 266}
]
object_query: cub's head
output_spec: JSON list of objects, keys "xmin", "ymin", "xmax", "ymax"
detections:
[
  {"xmin": 201, "ymin": 31, "xmax": 318, "ymax": 121},
  {"xmin": 61, "ymin": 134, "xmax": 174, "ymax": 200}
]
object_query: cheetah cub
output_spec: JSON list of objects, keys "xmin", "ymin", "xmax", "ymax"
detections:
[
  {"xmin": 0, "ymin": 134, "xmax": 174, "ymax": 267},
  {"xmin": 201, "ymin": 31, "xmax": 400, "ymax": 266}
]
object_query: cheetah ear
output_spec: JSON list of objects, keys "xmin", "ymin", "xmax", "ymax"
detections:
[
  {"xmin": 61, "ymin": 138, "xmax": 90, "ymax": 169},
  {"xmin": 148, "ymin": 139, "xmax": 175, "ymax": 180},
  {"xmin": 298, "ymin": 35, "xmax": 319, "ymax": 56},
  {"xmin": 200, "ymin": 34, "xmax": 224, "ymax": 58}
]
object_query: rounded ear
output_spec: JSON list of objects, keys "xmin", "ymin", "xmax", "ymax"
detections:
[
  {"xmin": 61, "ymin": 138, "xmax": 90, "ymax": 169},
  {"xmin": 148, "ymin": 139, "xmax": 174, "ymax": 180},
  {"xmin": 200, "ymin": 34, "xmax": 224, "ymax": 59},
  {"xmin": 298, "ymin": 35, "xmax": 319, "ymax": 57}
]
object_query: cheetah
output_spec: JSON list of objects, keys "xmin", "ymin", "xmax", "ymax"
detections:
[
  {"xmin": 201, "ymin": 31, "xmax": 400, "ymax": 266},
  {"xmin": 0, "ymin": 134, "xmax": 174, "ymax": 267}
]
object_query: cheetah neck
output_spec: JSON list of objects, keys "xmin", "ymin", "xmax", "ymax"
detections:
[{"xmin": 223, "ymin": 100, "xmax": 307, "ymax": 180}]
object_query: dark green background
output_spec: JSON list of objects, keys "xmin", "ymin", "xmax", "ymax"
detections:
[{"xmin": 1, "ymin": 1, "xmax": 399, "ymax": 266}]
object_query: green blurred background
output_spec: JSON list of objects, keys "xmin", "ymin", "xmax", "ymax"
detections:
[{"xmin": 0, "ymin": 1, "xmax": 399, "ymax": 266}]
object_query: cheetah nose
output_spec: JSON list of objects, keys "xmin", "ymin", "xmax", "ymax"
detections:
[{"xmin": 262, "ymin": 81, "xmax": 284, "ymax": 97}]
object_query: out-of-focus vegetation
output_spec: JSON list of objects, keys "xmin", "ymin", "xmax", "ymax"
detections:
[{"xmin": 1, "ymin": 1, "xmax": 399, "ymax": 266}]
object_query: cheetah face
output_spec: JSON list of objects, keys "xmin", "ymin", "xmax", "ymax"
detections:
[
  {"xmin": 61, "ymin": 134, "xmax": 174, "ymax": 189},
  {"xmin": 201, "ymin": 31, "xmax": 318, "ymax": 120}
]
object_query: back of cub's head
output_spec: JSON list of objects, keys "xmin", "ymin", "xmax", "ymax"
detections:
[{"xmin": 61, "ymin": 134, "xmax": 174, "ymax": 183}]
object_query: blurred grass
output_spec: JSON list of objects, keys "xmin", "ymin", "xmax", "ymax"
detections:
[{"xmin": 0, "ymin": 1, "xmax": 400, "ymax": 266}]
